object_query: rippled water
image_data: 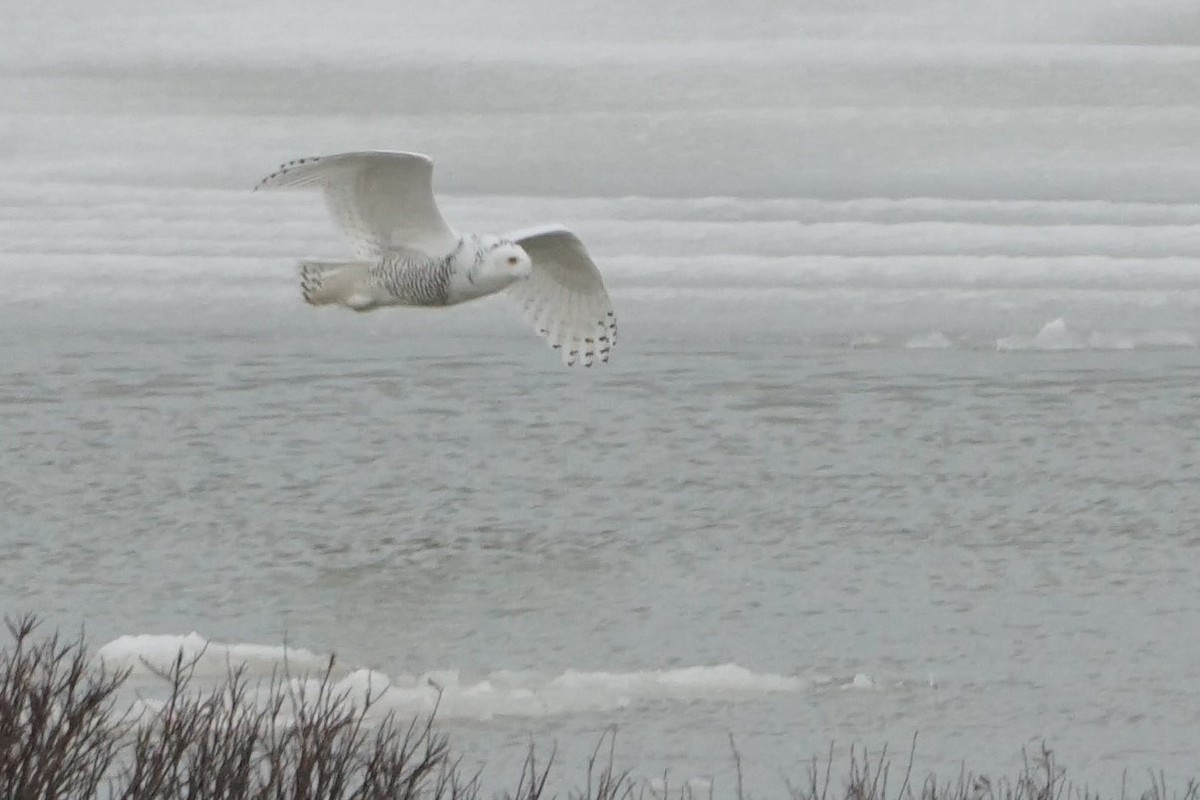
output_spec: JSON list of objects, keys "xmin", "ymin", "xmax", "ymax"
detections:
[{"xmin": 4, "ymin": 1, "xmax": 1200, "ymax": 793}]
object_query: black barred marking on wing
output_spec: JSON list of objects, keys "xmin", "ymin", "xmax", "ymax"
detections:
[
  {"xmin": 560, "ymin": 312, "xmax": 615, "ymax": 366},
  {"xmin": 299, "ymin": 263, "xmax": 322, "ymax": 305},
  {"xmin": 255, "ymin": 156, "xmax": 321, "ymax": 190},
  {"xmin": 518, "ymin": 294, "xmax": 615, "ymax": 366}
]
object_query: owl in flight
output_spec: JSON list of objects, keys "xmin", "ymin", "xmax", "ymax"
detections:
[{"xmin": 256, "ymin": 151, "xmax": 616, "ymax": 367}]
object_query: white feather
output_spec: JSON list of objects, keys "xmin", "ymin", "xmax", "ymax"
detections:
[
  {"xmin": 255, "ymin": 151, "xmax": 459, "ymax": 259},
  {"xmin": 506, "ymin": 225, "xmax": 616, "ymax": 366}
]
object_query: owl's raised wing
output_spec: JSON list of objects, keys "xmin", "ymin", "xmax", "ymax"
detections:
[
  {"xmin": 255, "ymin": 151, "xmax": 459, "ymax": 259},
  {"xmin": 506, "ymin": 225, "xmax": 616, "ymax": 367}
]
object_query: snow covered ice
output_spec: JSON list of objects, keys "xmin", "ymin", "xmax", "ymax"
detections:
[{"xmin": 97, "ymin": 631, "xmax": 806, "ymax": 721}]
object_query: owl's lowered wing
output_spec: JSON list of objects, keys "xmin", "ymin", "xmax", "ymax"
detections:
[{"xmin": 505, "ymin": 225, "xmax": 616, "ymax": 367}]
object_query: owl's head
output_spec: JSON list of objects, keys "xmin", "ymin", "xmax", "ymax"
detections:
[
  {"xmin": 447, "ymin": 235, "xmax": 535, "ymax": 304},
  {"xmin": 470, "ymin": 237, "xmax": 533, "ymax": 290},
  {"xmin": 483, "ymin": 239, "xmax": 533, "ymax": 277}
]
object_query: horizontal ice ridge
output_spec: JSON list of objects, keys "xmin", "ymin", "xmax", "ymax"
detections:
[
  {"xmin": 9, "ymin": 22, "xmax": 1200, "ymax": 70},
  {"xmin": 7, "ymin": 185, "xmax": 1198, "ymax": 224},
  {"xmin": 6, "ymin": 221, "xmax": 1200, "ymax": 260}
]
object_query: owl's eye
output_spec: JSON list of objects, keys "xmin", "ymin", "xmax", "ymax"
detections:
[{"xmin": 506, "ymin": 256, "xmax": 520, "ymax": 266}]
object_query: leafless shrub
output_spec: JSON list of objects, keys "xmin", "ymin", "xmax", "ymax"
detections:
[
  {"xmin": 784, "ymin": 740, "xmax": 1199, "ymax": 800},
  {"xmin": 4, "ymin": 615, "xmax": 1200, "ymax": 800},
  {"xmin": 574, "ymin": 727, "xmax": 634, "ymax": 800},
  {"xmin": 112, "ymin": 652, "xmax": 454, "ymax": 800},
  {"xmin": 0, "ymin": 613, "xmax": 130, "ymax": 800}
]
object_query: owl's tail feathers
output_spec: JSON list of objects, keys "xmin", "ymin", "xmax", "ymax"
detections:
[{"xmin": 298, "ymin": 261, "xmax": 376, "ymax": 311}]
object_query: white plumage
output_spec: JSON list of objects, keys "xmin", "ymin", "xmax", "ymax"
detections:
[{"xmin": 255, "ymin": 151, "xmax": 616, "ymax": 367}]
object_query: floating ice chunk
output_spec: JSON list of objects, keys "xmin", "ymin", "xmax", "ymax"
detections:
[
  {"xmin": 997, "ymin": 319, "xmax": 1198, "ymax": 352},
  {"xmin": 1030, "ymin": 317, "xmax": 1080, "ymax": 350},
  {"xmin": 97, "ymin": 630, "xmax": 804, "ymax": 721},
  {"xmin": 95, "ymin": 632, "xmax": 328, "ymax": 679},
  {"xmin": 656, "ymin": 663, "xmax": 801, "ymax": 693},
  {"xmin": 849, "ymin": 334, "xmax": 883, "ymax": 349},
  {"xmin": 841, "ymin": 673, "xmax": 877, "ymax": 689},
  {"xmin": 996, "ymin": 318, "xmax": 1083, "ymax": 351},
  {"xmin": 337, "ymin": 664, "xmax": 802, "ymax": 720},
  {"xmin": 905, "ymin": 331, "xmax": 954, "ymax": 349},
  {"xmin": 335, "ymin": 668, "xmax": 393, "ymax": 697},
  {"xmin": 551, "ymin": 664, "xmax": 801, "ymax": 695},
  {"xmin": 361, "ymin": 664, "xmax": 802, "ymax": 721}
]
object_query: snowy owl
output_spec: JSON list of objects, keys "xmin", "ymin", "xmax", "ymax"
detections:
[{"xmin": 255, "ymin": 151, "xmax": 616, "ymax": 366}]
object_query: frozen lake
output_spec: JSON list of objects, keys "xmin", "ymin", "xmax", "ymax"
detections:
[{"xmin": 3, "ymin": 0, "xmax": 1200, "ymax": 794}]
